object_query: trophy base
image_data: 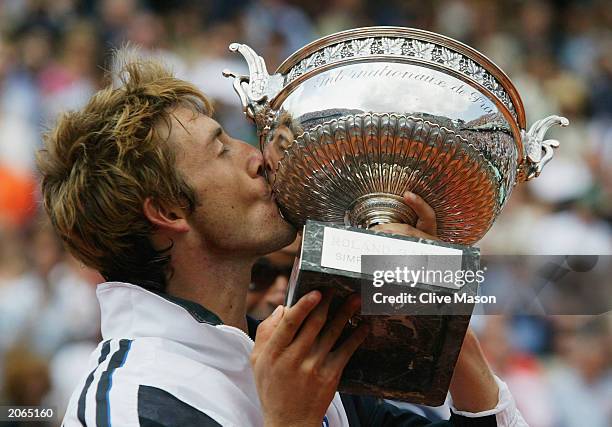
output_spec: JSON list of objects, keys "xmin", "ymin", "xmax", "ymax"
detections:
[{"xmin": 286, "ymin": 220, "xmax": 480, "ymax": 405}]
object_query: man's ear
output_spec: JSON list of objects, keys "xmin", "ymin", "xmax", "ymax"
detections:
[{"xmin": 143, "ymin": 197, "xmax": 190, "ymax": 233}]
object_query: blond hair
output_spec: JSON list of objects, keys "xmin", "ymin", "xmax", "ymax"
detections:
[{"xmin": 38, "ymin": 50, "xmax": 212, "ymax": 290}]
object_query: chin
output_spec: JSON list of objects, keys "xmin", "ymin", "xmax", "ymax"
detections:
[
  {"xmin": 258, "ymin": 216, "xmax": 297, "ymax": 255},
  {"xmin": 248, "ymin": 199, "xmax": 297, "ymax": 252},
  {"xmin": 274, "ymin": 218, "xmax": 298, "ymax": 247}
]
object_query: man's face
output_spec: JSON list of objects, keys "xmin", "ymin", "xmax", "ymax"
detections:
[{"xmin": 168, "ymin": 107, "xmax": 296, "ymax": 257}]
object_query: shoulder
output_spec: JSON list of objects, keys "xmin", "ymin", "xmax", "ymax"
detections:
[{"xmin": 61, "ymin": 338, "xmax": 236, "ymax": 427}]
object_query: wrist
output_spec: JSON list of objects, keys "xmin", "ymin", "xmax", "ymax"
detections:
[{"xmin": 449, "ymin": 329, "xmax": 499, "ymax": 412}]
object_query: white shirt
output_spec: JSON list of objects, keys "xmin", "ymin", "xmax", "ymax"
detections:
[
  {"xmin": 62, "ymin": 282, "xmax": 348, "ymax": 427},
  {"xmin": 62, "ymin": 281, "xmax": 526, "ymax": 427}
]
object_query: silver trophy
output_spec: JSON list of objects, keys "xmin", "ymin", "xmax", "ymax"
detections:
[
  {"xmin": 223, "ymin": 26, "xmax": 567, "ymax": 242},
  {"xmin": 224, "ymin": 27, "xmax": 567, "ymax": 403}
]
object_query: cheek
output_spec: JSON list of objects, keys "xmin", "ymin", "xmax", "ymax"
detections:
[
  {"xmin": 192, "ymin": 185, "xmax": 251, "ymax": 231},
  {"xmin": 196, "ymin": 169, "xmax": 240, "ymax": 204},
  {"xmin": 191, "ymin": 169, "xmax": 276, "ymax": 228}
]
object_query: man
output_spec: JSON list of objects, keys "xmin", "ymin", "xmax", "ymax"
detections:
[{"xmin": 38, "ymin": 51, "xmax": 527, "ymax": 426}]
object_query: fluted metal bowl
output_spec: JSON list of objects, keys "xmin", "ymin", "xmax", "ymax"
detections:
[{"xmin": 224, "ymin": 27, "xmax": 567, "ymax": 244}]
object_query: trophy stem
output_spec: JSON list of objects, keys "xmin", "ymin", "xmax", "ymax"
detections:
[{"xmin": 346, "ymin": 193, "xmax": 418, "ymax": 229}]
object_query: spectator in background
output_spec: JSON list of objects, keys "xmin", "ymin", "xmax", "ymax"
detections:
[
  {"xmin": 0, "ymin": 216, "xmax": 100, "ymax": 367},
  {"xmin": 244, "ymin": 0, "xmax": 315, "ymax": 58},
  {"xmin": 247, "ymin": 257, "xmax": 279, "ymax": 317},
  {"xmin": 0, "ymin": 36, "xmax": 39, "ymax": 228},
  {"xmin": 479, "ymin": 316, "xmax": 556, "ymax": 427},
  {"xmin": 247, "ymin": 240, "xmax": 296, "ymax": 319},
  {"xmin": 0, "ymin": 227, "xmax": 38, "ymax": 356},
  {"xmin": 38, "ymin": 21, "xmax": 101, "ymax": 129},
  {"xmin": 248, "ymin": 263, "xmax": 290, "ymax": 320},
  {"xmin": 2, "ymin": 345, "xmax": 51, "ymax": 426},
  {"xmin": 548, "ymin": 316, "xmax": 612, "ymax": 427}
]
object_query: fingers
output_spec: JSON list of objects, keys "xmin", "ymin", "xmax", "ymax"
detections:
[
  {"xmin": 316, "ymin": 293, "xmax": 361, "ymax": 355},
  {"xmin": 404, "ymin": 191, "xmax": 438, "ymax": 236},
  {"xmin": 290, "ymin": 289, "xmax": 335, "ymax": 354},
  {"xmin": 251, "ymin": 304, "xmax": 285, "ymax": 361},
  {"xmin": 403, "ymin": 191, "xmax": 437, "ymax": 236},
  {"xmin": 265, "ymin": 290, "xmax": 322, "ymax": 351},
  {"xmin": 328, "ymin": 322, "xmax": 370, "ymax": 370},
  {"xmin": 368, "ymin": 191, "xmax": 438, "ymax": 239},
  {"xmin": 255, "ymin": 305, "xmax": 285, "ymax": 344}
]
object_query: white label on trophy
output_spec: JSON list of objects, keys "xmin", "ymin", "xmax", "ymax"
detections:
[{"xmin": 320, "ymin": 227, "xmax": 463, "ymax": 287}]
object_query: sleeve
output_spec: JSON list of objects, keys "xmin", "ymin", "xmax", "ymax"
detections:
[
  {"xmin": 448, "ymin": 375, "xmax": 528, "ymax": 427},
  {"xmin": 340, "ymin": 376, "xmax": 527, "ymax": 427}
]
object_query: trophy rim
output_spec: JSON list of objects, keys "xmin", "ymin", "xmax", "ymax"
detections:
[
  {"xmin": 275, "ymin": 26, "xmax": 526, "ymax": 132},
  {"xmin": 271, "ymin": 55, "xmax": 523, "ymax": 164}
]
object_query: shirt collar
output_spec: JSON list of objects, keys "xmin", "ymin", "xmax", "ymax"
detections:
[
  {"xmin": 96, "ymin": 282, "xmax": 255, "ymax": 357},
  {"xmin": 145, "ymin": 287, "xmax": 259, "ymax": 339},
  {"xmin": 151, "ymin": 290, "xmax": 224, "ymax": 326}
]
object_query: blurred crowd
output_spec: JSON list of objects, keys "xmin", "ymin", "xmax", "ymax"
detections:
[{"xmin": 0, "ymin": 1, "xmax": 610, "ymax": 426}]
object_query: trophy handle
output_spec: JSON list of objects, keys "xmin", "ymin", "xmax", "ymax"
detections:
[
  {"xmin": 222, "ymin": 43, "xmax": 284, "ymax": 128},
  {"xmin": 520, "ymin": 115, "xmax": 569, "ymax": 180}
]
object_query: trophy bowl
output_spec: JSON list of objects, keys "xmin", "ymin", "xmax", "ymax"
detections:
[{"xmin": 224, "ymin": 27, "xmax": 568, "ymax": 244}]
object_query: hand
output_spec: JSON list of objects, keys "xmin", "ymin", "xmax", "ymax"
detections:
[
  {"xmin": 370, "ymin": 191, "xmax": 438, "ymax": 240},
  {"xmin": 251, "ymin": 290, "xmax": 369, "ymax": 427}
]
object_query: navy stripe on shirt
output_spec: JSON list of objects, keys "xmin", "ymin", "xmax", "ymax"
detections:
[
  {"xmin": 95, "ymin": 339, "xmax": 133, "ymax": 427},
  {"xmin": 77, "ymin": 340, "xmax": 112, "ymax": 427},
  {"xmin": 137, "ymin": 385, "xmax": 221, "ymax": 427}
]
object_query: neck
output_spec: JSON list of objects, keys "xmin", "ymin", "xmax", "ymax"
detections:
[{"xmin": 166, "ymin": 247, "xmax": 255, "ymax": 333}]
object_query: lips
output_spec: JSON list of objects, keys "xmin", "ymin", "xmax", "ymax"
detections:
[{"xmin": 256, "ymin": 176, "xmax": 273, "ymax": 200}]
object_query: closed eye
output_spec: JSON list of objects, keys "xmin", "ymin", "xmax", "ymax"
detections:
[{"xmin": 216, "ymin": 130, "xmax": 229, "ymax": 156}]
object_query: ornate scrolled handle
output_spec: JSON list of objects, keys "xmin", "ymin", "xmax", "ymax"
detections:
[
  {"xmin": 221, "ymin": 69, "xmax": 252, "ymax": 115},
  {"xmin": 521, "ymin": 115, "xmax": 569, "ymax": 180},
  {"xmin": 222, "ymin": 43, "xmax": 284, "ymax": 126}
]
